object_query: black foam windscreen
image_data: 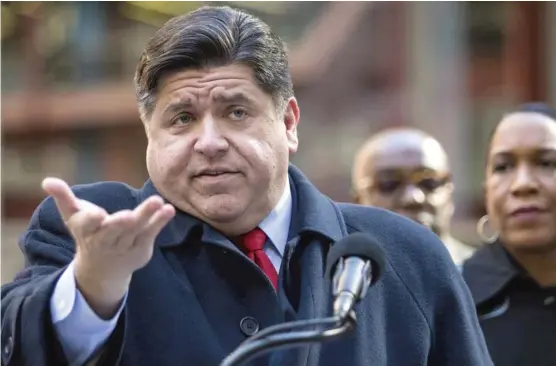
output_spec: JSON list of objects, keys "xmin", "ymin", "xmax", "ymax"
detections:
[{"xmin": 325, "ymin": 232, "xmax": 386, "ymax": 284}]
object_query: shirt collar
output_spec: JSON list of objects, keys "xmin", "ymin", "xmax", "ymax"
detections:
[
  {"xmin": 258, "ymin": 178, "xmax": 292, "ymax": 257},
  {"xmin": 150, "ymin": 164, "xmax": 345, "ymax": 248}
]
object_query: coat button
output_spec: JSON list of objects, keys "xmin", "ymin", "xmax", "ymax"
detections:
[
  {"xmin": 3, "ymin": 336, "xmax": 13, "ymax": 356},
  {"xmin": 240, "ymin": 316, "xmax": 259, "ymax": 336}
]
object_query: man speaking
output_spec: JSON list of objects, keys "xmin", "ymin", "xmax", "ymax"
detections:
[{"xmin": 1, "ymin": 6, "xmax": 491, "ymax": 366}]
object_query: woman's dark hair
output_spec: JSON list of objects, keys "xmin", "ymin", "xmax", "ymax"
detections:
[{"xmin": 486, "ymin": 102, "xmax": 556, "ymax": 152}]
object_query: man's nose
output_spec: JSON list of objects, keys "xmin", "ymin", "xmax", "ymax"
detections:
[
  {"xmin": 193, "ymin": 115, "xmax": 229, "ymax": 157},
  {"xmin": 398, "ymin": 184, "xmax": 426, "ymax": 208}
]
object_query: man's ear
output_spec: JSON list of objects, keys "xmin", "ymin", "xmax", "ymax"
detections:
[
  {"xmin": 142, "ymin": 119, "xmax": 150, "ymax": 138},
  {"xmin": 140, "ymin": 108, "xmax": 151, "ymax": 137},
  {"xmin": 283, "ymin": 97, "xmax": 300, "ymax": 153}
]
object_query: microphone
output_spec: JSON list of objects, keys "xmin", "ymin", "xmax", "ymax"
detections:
[
  {"xmin": 325, "ymin": 233, "xmax": 385, "ymax": 320},
  {"xmin": 220, "ymin": 233, "xmax": 385, "ymax": 366}
]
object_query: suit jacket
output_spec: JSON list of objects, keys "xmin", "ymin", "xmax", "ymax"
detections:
[{"xmin": 1, "ymin": 165, "xmax": 492, "ymax": 366}]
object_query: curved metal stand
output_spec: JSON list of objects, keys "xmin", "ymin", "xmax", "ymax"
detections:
[{"xmin": 220, "ymin": 314, "xmax": 356, "ymax": 366}]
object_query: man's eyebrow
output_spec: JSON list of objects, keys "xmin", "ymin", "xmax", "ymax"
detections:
[
  {"xmin": 162, "ymin": 99, "xmax": 194, "ymax": 116},
  {"xmin": 374, "ymin": 168, "xmax": 402, "ymax": 176},
  {"xmin": 212, "ymin": 92, "xmax": 256, "ymax": 106}
]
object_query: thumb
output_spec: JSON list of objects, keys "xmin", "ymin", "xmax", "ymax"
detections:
[{"xmin": 42, "ymin": 177, "xmax": 81, "ymax": 222}]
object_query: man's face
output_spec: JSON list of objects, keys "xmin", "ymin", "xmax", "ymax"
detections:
[
  {"xmin": 354, "ymin": 135, "xmax": 454, "ymax": 236},
  {"xmin": 144, "ymin": 64, "xmax": 299, "ymax": 235}
]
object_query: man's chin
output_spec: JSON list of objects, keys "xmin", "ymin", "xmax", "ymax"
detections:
[
  {"xmin": 205, "ymin": 211, "xmax": 241, "ymax": 224},
  {"xmin": 405, "ymin": 214, "xmax": 435, "ymax": 231},
  {"xmin": 195, "ymin": 194, "xmax": 245, "ymax": 218},
  {"xmin": 403, "ymin": 214, "xmax": 426, "ymax": 225},
  {"xmin": 202, "ymin": 204, "xmax": 242, "ymax": 222}
]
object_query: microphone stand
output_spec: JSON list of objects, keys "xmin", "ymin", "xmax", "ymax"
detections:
[{"xmin": 219, "ymin": 313, "xmax": 356, "ymax": 366}]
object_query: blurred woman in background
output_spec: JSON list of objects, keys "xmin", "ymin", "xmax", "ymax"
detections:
[{"xmin": 462, "ymin": 103, "xmax": 556, "ymax": 366}]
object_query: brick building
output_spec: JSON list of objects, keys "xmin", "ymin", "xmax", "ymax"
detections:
[{"xmin": 2, "ymin": 1, "xmax": 556, "ymax": 281}]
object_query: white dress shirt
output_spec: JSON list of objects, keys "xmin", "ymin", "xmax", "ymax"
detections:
[{"xmin": 50, "ymin": 180, "xmax": 293, "ymax": 366}]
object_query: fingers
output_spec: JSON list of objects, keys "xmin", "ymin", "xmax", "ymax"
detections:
[
  {"xmin": 136, "ymin": 204, "xmax": 176, "ymax": 245},
  {"xmin": 68, "ymin": 209, "xmax": 107, "ymax": 238},
  {"xmin": 42, "ymin": 177, "xmax": 176, "ymax": 254},
  {"xmin": 43, "ymin": 177, "xmax": 109, "ymax": 238},
  {"xmin": 42, "ymin": 177, "xmax": 81, "ymax": 222},
  {"xmin": 131, "ymin": 196, "xmax": 166, "ymax": 229},
  {"xmin": 100, "ymin": 196, "xmax": 164, "ymax": 238},
  {"xmin": 95, "ymin": 210, "xmax": 136, "ymax": 248},
  {"xmin": 98, "ymin": 196, "xmax": 175, "ymax": 250}
]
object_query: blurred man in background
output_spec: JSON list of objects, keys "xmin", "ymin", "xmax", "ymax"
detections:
[{"xmin": 352, "ymin": 127, "xmax": 475, "ymax": 265}]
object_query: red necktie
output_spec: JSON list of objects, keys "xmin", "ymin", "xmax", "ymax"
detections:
[{"xmin": 241, "ymin": 228, "xmax": 278, "ymax": 289}]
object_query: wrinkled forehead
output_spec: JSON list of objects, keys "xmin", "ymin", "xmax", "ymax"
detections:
[
  {"xmin": 157, "ymin": 65, "xmax": 266, "ymax": 106},
  {"xmin": 368, "ymin": 136, "xmax": 449, "ymax": 174}
]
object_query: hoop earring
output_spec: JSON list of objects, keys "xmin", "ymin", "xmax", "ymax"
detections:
[{"xmin": 476, "ymin": 215, "xmax": 499, "ymax": 244}]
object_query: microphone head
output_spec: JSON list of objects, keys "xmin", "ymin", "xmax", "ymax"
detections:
[{"xmin": 325, "ymin": 232, "xmax": 385, "ymax": 285}]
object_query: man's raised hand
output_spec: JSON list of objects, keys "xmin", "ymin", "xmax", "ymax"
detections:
[{"xmin": 42, "ymin": 177, "xmax": 175, "ymax": 318}]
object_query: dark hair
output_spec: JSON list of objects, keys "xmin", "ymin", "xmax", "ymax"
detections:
[
  {"xmin": 134, "ymin": 6, "xmax": 294, "ymax": 120},
  {"xmin": 486, "ymin": 102, "xmax": 556, "ymax": 151}
]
